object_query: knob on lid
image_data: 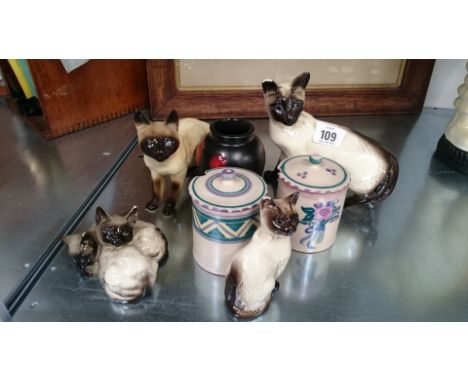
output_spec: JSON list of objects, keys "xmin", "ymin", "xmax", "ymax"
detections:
[
  {"xmin": 278, "ymin": 154, "xmax": 349, "ymax": 194},
  {"xmin": 189, "ymin": 167, "xmax": 267, "ymax": 212}
]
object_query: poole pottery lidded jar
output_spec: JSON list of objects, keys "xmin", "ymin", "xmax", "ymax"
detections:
[
  {"xmin": 277, "ymin": 154, "xmax": 350, "ymax": 254},
  {"xmin": 188, "ymin": 167, "xmax": 267, "ymax": 275},
  {"xmin": 196, "ymin": 118, "xmax": 266, "ymax": 176}
]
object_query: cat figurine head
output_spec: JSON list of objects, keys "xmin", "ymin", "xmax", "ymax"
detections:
[
  {"xmin": 262, "ymin": 72, "xmax": 310, "ymax": 126},
  {"xmin": 95, "ymin": 206, "xmax": 138, "ymax": 247},
  {"xmin": 260, "ymin": 192, "xmax": 300, "ymax": 236},
  {"xmin": 135, "ymin": 110, "xmax": 180, "ymax": 162}
]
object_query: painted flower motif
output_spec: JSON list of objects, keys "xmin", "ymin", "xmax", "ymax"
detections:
[
  {"xmin": 326, "ymin": 168, "xmax": 337, "ymax": 176},
  {"xmin": 209, "ymin": 154, "xmax": 227, "ymax": 169},
  {"xmin": 299, "ymin": 199, "xmax": 341, "ymax": 249},
  {"xmin": 316, "ymin": 206, "xmax": 333, "ymax": 220}
]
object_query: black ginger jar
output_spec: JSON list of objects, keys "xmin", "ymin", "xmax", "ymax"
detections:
[{"xmin": 196, "ymin": 118, "xmax": 265, "ymax": 176}]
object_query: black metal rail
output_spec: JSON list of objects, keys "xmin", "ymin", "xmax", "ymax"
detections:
[{"xmin": 4, "ymin": 138, "xmax": 137, "ymax": 318}]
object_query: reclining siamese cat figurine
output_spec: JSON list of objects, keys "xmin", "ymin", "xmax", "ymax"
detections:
[
  {"xmin": 262, "ymin": 72, "xmax": 399, "ymax": 207},
  {"xmin": 135, "ymin": 110, "xmax": 210, "ymax": 216},
  {"xmin": 224, "ymin": 192, "xmax": 299, "ymax": 319},
  {"xmin": 63, "ymin": 206, "xmax": 168, "ymax": 302}
]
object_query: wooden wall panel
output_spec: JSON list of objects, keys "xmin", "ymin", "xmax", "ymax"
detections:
[{"xmin": 28, "ymin": 59, "xmax": 148, "ymax": 139}]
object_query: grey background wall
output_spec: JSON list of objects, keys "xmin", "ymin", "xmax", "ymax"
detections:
[{"xmin": 424, "ymin": 59, "xmax": 467, "ymax": 109}]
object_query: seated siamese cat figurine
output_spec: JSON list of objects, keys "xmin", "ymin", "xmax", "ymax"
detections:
[
  {"xmin": 63, "ymin": 206, "xmax": 168, "ymax": 302},
  {"xmin": 224, "ymin": 192, "xmax": 299, "ymax": 319},
  {"xmin": 262, "ymin": 72, "xmax": 399, "ymax": 207},
  {"xmin": 135, "ymin": 110, "xmax": 210, "ymax": 216}
]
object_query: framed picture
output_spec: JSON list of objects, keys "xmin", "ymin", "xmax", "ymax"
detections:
[{"xmin": 147, "ymin": 59, "xmax": 435, "ymax": 120}]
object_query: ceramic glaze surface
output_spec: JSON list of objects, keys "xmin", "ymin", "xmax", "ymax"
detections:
[
  {"xmin": 445, "ymin": 62, "xmax": 468, "ymax": 151},
  {"xmin": 196, "ymin": 118, "xmax": 266, "ymax": 175},
  {"xmin": 192, "ymin": 207, "xmax": 259, "ymax": 243},
  {"xmin": 190, "ymin": 168, "xmax": 267, "ymax": 211},
  {"xmin": 13, "ymin": 110, "xmax": 468, "ymax": 322},
  {"xmin": 263, "ymin": 72, "xmax": 399, "ymax": 206},
  {"xmin": 189, "ymin": 167, "xmax": 268, "ymax": 275},
  {"xmin": 135, "ymin": 110, "xmax": 210, "ymax": 216},
  {"xmin": 279, "ymin": 155, "xmax": 348, "ymax": 192},
  {"xmin": 270, "ymin": 113, "xmax": 385, "ymax": 194},
  {"xmin": 277, "ymin": 155, "xmax": 349, "ymax": 253}
]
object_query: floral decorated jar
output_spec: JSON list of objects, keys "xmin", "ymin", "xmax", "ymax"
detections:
[
  {"xmin": 188, "ymin": 167, "xmax": 267, "ymax": 275},
  {"xmin": 277, "ymin": 154, "xmax": 350, "ymax": 253}
]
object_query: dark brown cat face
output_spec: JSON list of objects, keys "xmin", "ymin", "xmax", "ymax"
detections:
[
  {"xmin": 140, "ymin": 136, "xmax": 179, "ymax": 162},
  {"xmin": 260, "ymin": 192, "xmax": 299, "ymax": 236},
  {"xmin": 135, "ymin": 110, "xmax": 180, "ymax": 162},
  {"xmin": 262, "ymin": 72, "xmax": 310, "ymax": 126},
  {"xmin": 95, "ymin": 206, "xmax": 138, "ymax": 247}
]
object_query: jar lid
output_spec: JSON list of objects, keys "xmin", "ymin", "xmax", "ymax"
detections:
[
  {"xmin": 278, "ymin": 154, "xmax": 350, "ymax": 194},
  {"xmin": 189, "ymin": 167, "xmax": 267, "ymax": 212}
]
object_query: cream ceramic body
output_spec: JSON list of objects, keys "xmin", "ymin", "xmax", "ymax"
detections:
[
  {"xmin": 226, "ymin": 225, "xmax": 291, "ymax": 314},
  {"xmin": 445, "ymin": 63, "xmax": 468, "ymax": 151},
  {"xmin": 224, "ymin": 192, "xmax": 299, "ymax": 318},
  {"xmin": 98, "ymin": 245, "xmax": 158, "ymax": 302},
  {"xmin": 277, "ymin": 155, "xmax": 349, "ymax": 253},
  {"xmin": 97, "ymin": 221, "xmax": 167, "ymax": 302},
  {"xmin": 270, "ymin": 113, "xmax": 387, "ymax": 194},
  {"xmin": 63, "ymin": 206, "xmax": 168, "ymax": 302},
  {"xmin": 262, "ymin": 72, "xmax": 398, "ymax": 206},
  {"xmin": 135, "ymin": 111, "xmax": 210, "ymax": 215},
  {"xmin": 188, "ymin": 167, "xmax": 267, "ymax": 275}
]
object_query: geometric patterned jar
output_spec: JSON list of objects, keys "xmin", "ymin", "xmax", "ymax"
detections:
[
  {"xmin": 188, "ymin": 167, "xmax": 267, "ymax": 275},
  {"xmin": 277, "ymin": 155, "xmax": 350, "ymax": 254}
]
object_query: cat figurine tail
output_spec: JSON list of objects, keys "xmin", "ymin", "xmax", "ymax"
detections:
[
  {"xmin": 224, "ymin": 192, "xmax": 299, "ymax": 319},
  {"xmin": 343, "ymin": 130, "xmax": 399, "ymax": 207}
]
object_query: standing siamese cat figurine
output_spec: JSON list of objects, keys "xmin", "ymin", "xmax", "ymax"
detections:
[
  {"xmin": 224, "ymin": 192, "xmax": 299, "ymax": 319},
  {"xmin": 63, "ymin": 206, "xmax": 168, "ymax": 302},
  {"xmin": 135, "ymin": 110, "xmax": 210, "ymax": 216},
  {"xmin": 262, "ymin": 72, "xmax": 399, "ymax": 207}
]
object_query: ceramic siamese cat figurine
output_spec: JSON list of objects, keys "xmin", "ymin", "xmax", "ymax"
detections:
[
  {"xmin": 262, "ymin": 72, "xmax": 399, "ymax": 207},
  {"xmin": 135, "ymin": 110, "xmax": 210, "ymax": 216},
  {"xmin": 63, "ymin": 206, "xmax": 168, "ymax": 302},
  {"xmin": 224, "ymin": 192, "xmax": 299, "ymax": 319}
]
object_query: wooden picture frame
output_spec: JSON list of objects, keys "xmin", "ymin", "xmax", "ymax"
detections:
[{"xmin": 147, "ymin": 59, "xmax": 435, "ymax": 120}]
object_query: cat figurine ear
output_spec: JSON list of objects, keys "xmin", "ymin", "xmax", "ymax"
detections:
[
  {"xmin": 261, "ymin": 80, "xmax": 280, "ymax": 108},
  {"xmin": 96, "ymin": 206, "xmax": 110, "ymax": 224},
  {"xmin": 261, "ymin": 79, "xmax": 279, "ymax": 95},
  {"xmin": 286, "ymin": 191, "xmax": 300, "ymax": 206},
  {"xmin": 291, "ymin": 72, "xmax": 310, "ymax": 90},
  {"xmin": 291, "ymin": 72, "xmax": 310, "ymax": 100},
  {"xmin": 166, "ymin": 110, "xmax": 179, "ymax": 132},
  {"xmin": 260, "ymin": 196, "xmax": 275, "ymax": 210},
  {"xmin": 125, "ymin": 205, "xmax": 139, "ymax": 224}
]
